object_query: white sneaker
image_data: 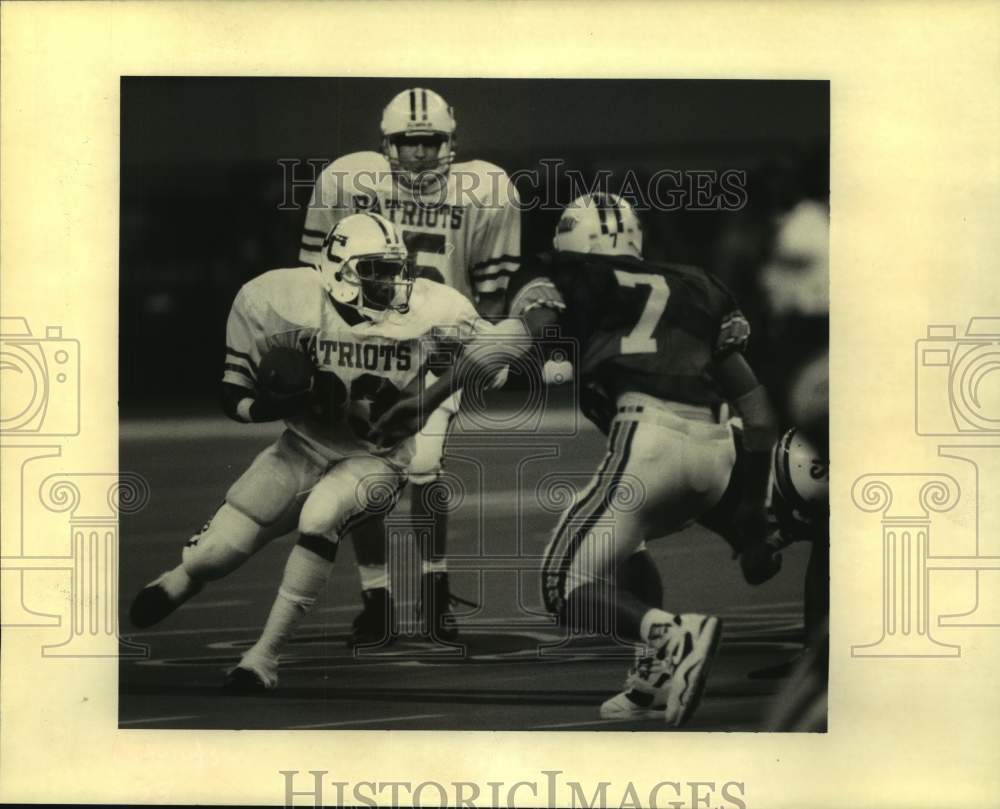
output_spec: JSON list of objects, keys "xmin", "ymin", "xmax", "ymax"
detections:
[
  {"xmin": 599, "ymin": 646, "xmax": 670, "ymax": 719},
  {"xmin": 657, "ymin": 614, "xmax": 723, "ymax": 727}
]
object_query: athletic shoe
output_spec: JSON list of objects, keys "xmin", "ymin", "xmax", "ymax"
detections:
[
  {"xmin": 347, "ymin": 587, "xmax": 397, "ymax": 647},
  {"xmin": 128, "ymin": 568, "xmax": 203, "ymax": 628},
  {"xmin": 659, "ymin": 614, "xmax": 723, "ymax": 727},
  {"xmin": 599, "ymin": 646, "xmax": 670, "ymax": 719},
  {"xmin": 222, "ymin": 655, "xmax": 278, "ymax": 693},
  {"xmin": 419, "ymin": 572, "xmax": 475, "ymax": 642}
]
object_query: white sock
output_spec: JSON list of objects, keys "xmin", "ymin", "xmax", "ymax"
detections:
[
  {"xmin": 421, "ymin": 559, "xmax": 447, "ymax": 575},
  {"xmin": 358, "ymin": 564, "xmax": 390, "ymax": 592},
  {"xmin": 248, "ymin": 544, "xmax": 333, "ymax": 661},
  {"xmin": 639, "ymin": 608, "xmax": 677, "ymax": 645},
  {"xmin": 158, "ymin": 565, "xmax": 201, "ymax": 600}
]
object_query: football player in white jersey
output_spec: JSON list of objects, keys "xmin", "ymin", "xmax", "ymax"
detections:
[
  {"xmin": 128, "ymin": 213, "xmax": 497, "ymax": 689},
  {"xmin": 299, "ymin": 87, "xmax": 521, "ymax": 644}
]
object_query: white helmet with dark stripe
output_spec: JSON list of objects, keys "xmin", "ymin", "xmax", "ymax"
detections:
[
  {"xmin": 318, "ymin": 213, "xmax": 412, "ymax": 319},
  {"xmin": 381, "ymin": 88, "xmax": 457, "ymax": 190},
  {"xmin": 553, "ymin": 192, "xmax": 642, "ymax": 258},
  {"xmin": 771, "ymin": 427, "xmax": 829, "ymax": 521}
]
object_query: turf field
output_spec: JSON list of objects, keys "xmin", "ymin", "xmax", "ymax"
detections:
[{"xmin": 118, "ymin": 402, "xmax": 813, "ymax": 731}]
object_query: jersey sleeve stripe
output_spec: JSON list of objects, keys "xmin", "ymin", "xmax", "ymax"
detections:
[
  {"xmin": 471, "ymin": 264, "xmax": 520, "ymax": 279},
  {"xmin": 507, "ymin": 277, "xmax": 565, "ymax": 317},
  {"xmin": 474, "ymin": 278, "xmax": 512, "ymax": 294},
  {"xmin": 517, "ymin": 298, "xmax": 566, "ymax": 315},
  {"xmin": 471, "ymin": 254, "xmax": 520, "ymax": 273},
  {"xmin": 303, "ymin": 228, "xmax": 327, "ymax": 239},
  {"xmin": 225, "ymin": 347, "xmax": 259, "ymax": 373},
  {"xmin": 300, "ymin": 242, "xmax": 322, "ymax": 253},
  {"xmin": 223, "ymin": 364, "xmax": 255, "ymax": 385},
  {"xmin": 222, "ymin": 375, "xmax": 255, "ymax": 392}
]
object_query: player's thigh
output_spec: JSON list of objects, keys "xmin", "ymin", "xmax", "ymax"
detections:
[
  {"xmin": 633, "ymin": 423, "xmax": 736, "ymax": 535},
  {"xmin": 226, "ymin": 432, "xmax": 325, "ymax": 527},
  {"xmin": 407, "ymin": 401, "xmax": 456, "ymax": 484},
  {"xmin": 299, "ymin": 454, "xmax": 406, "ymax": 541},
  {"xmin": 183, "ymin": 501, "xmax": 298, "ymax": 579},
  {"xmin": 545, "ymin": 420, "xmax": 734, "ymax": 606}
]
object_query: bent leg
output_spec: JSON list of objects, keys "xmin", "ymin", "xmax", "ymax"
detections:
[
  {"xmin": 129, "ymin": 434, "xmax": 316, "ymax": 628},
  {"xmin": 236, "ymin": 455, "xmax": 406, "ymax": 682},
  {"xmin": 408, "ymin": 400, "xmax": 460, "ymax": 638}
]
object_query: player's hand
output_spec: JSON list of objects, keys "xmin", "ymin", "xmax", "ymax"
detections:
[
  {"xmin": 733, "ymin": 500, "xmax": 786, "ymax": 585},
  {"xmin": 733, "ymin": 500, "xmax": 768, "ymax": 542},
  {"xmin": 369, "ymin": 395, "xmax": 423, "ymax": 448},
  {"xmin": 251, "ymin": 385, "xmax": 313, "ymax": 421},
  {"xmin": 740, "ymin": 533, "xmax": 784, "ymax": 586},
  {"xmin": 254, "ymin": 346, "xmax": 315, "ymax": 420}
]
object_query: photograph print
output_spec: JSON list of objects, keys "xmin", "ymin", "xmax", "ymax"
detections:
[{"xmin": 118, "ymin": 77, "xmax": 830, "ymax": 732}]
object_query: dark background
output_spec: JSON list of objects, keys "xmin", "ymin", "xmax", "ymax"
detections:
[{"xmin": 120, "ymin": 78, "xmax": 829, "ymax": 411}]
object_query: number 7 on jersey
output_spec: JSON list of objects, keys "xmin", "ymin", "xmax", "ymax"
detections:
[{"xmin": 614, "ymin": 270, "xmax": 671, "ymax": 354}]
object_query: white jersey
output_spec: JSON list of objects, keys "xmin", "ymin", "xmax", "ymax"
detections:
[
  {"xmin": 299, "ymin": 151, "xmax": 520, "ymax": 307},
  {"xmin": 223, "ymin": 267, "xmax": 486, "ymax": 462}
]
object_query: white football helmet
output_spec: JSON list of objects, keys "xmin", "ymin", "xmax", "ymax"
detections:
[
  {"xmin": 553, "ymin": 193, "xmax": 643, "ymax": 257},
  {"xmin": 318, "ymin": 213, "xmax": 412, "ymax": 319},
  {"xmin": 771, "ymin": 427, "xmax": 829, "ymax": 517},
  {"xmin": 381, "ymin": 88, "xmax": 457, "ymax": 191}
]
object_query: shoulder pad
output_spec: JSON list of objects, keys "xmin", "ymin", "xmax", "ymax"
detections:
[
  {"xmin": 452, "ymin": 159, "xmax": 518, "ymax": 206},
  {"xmin": 321, "ymin": 151, "xmax": 391, "ymax": 193},
  {"xmin": 242, "ymin": 268, "xmax": 325, "ymax": 327},
  {"xmin": 325, "ymin": 150, "xmax": 389, "ymax": 174},
  {"xmin": 409, "ymin": 279, "xmax": 477, "ymax": 324}
]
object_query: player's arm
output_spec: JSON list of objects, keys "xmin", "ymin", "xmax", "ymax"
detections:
[
  {"xmin": 298, "ymin": 166, "xmax": 348, "ymax": 265},
  {"xmin": 710, "ymin": 350, "xmax": 780, "ymax": 533},
  {"xmin": 220, "ymin": 289, "xmax": 311, "ymax": 423},
  {"xmin": 219, "ymin": 382, "xmax": 311, "ymax": 424},
  {"xmin": 370, "ymin": 298, "xmax": 533, "ymax": 446},
  {"xmin": 444, "ymin": 267, "xmax": 564, "ymax": 388},
  {"xmin": 468, "ymin": 175, "xmax": 521, "ymax": 320}
]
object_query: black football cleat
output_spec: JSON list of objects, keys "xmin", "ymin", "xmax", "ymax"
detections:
[
  {"xmin": 347, "ymin": 587, "xmax": 397, "ymax": 647},
  {"xmin": 419, "ymin": 572, "xmax": 475, "ymax": 642},
  {"xmin": 128, "ymin": 571, "xmax": 202, "ymax": 628},
  {"xmin": 222, "ymin": 665, "xmax": 273, "ymax": 694}
]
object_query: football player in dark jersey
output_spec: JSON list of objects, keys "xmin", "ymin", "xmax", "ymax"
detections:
[{"xmin": 375, "ymin": 193, "xmax": 778, "ymax": 726}]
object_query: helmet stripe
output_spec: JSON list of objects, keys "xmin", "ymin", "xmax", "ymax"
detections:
[
  {"xmin": 409, "ymin": 89, "xmax": 417, "ymax": 121},
  {"xmin": 421, "ymin": 88, "xmax": 428, "ymax": 120},
  {"xmin": 611, "ymin": 197, "xmax": 625, "ymax": 233},
  {"xmin": 366, "ymin": 212, "xmax": 392, "ymax": 243},
  {"xmin": 593, "ymin": 193, "xmax": 609, "ymax": 235}
]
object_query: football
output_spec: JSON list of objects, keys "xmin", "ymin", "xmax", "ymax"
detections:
[{"xmin": 257, "ymin": 346, "xmax": 315, "ymax": 397}]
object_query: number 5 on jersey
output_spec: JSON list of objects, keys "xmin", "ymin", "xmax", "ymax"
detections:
[
  {"xmin": 614, "ymin": 270, "xmax": 670, "ymax": 354},
  {"xmin": 402, "ymin": 230, "xmax": 449, "ymax": 285}
]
